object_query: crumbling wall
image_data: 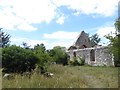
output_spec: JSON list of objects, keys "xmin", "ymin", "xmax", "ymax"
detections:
[
  {"xmin": 94, "ymin": 47, "xmax": 114, "ymax": 66},
  {"xmin": 66, "ymin": 46, "xmax": 114, "ymax": 66}
]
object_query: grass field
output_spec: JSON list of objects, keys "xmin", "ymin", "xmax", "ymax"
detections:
[
  {"xmin": 2, "ymin": 65, "xmax": 118, "ymax": 88},
  {"xmin": 0, "ymin": 69, "xmax": 2, "ymax": 89}
]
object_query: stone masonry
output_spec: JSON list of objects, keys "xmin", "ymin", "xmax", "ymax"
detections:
[
  {"xmin": 67, "ymin": 46, "xmax": 114, "ymax": 66},
  {"xmin": 67, "ymin": 31, "xmax": 114, "ymax": 66}
]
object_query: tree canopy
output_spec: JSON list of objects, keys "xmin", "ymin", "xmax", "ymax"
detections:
[
  {"xmin": 90, "ymin": 33, "xmax": 101, "ymax": 47},
  {"xmin": 0, "ymin": 28, "xmax": 10, "ymax": 48},
  {"xmin": 105, "ymin": 17, "xmax": 120, "ymax": 67},
  {"xmin": 52, "ymin": 46, "xmax": 68, "ymax": 65}
]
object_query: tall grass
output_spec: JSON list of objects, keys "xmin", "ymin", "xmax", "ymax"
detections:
[
  {"xmin": 0, "ymin": 48, "xmax": 2, "ymax": 89},
  {"xmin": 2, "ymin": 65, "xmax": 118, "ymax": 88},
  {"xmin": 0, "ymin": 69, "xmax": 2, "ymax": 89}
]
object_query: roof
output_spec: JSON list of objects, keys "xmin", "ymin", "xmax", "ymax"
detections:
[
  {"xmin": 68, "ymin": 30, "xmax": 91, "ymax": 50},
  {"xmin": 74, "ymin": 31, "xmax": 86, "ymax": 45}
]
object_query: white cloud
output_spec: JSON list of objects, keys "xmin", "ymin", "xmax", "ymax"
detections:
[
  {"xmin": 43, "ymin": 31, "xmax": 81, "ymax": 49},
  {"xmin": 0, "ymin": 0, "xmax": 57, "ymax": 31},
  {"xmin": 97, "ymin": 26, "xmax": 116, "ymax": 37},
  {"xmin": 96, "ymin": 26, "xmax": 116, "ymax": 46},
  {"xmin": 53, "ymin": 0, "xmax": 119, "ymax": 17},
  {"xmin": 10, "ymin": 37, "xmax": 28, "ymax": 42},
  {"xmin": 0, "ymin": 0, "xmax": 118, "ymax": 31},
  {"xmin": 10, "ymin": 36, "xmax": 73, "ymax": 49},
  {"xmin": 73, "ymin": 11, "xmax": 80, "ymax": 16},
  {"xmin": 56, "ymin": 14, "xmax": 66, "ymax": 24},
  {"xmin": 43, "ymin": 31, "xmax": 79, "ymax": 39},
  {"xmin": 28, "ymin": 40, "xmax": 48, "ymax": 48},
  {"xmin": 10, "ymin": 37, "xmax": 48, "ymax": 48},
  {"xmin": 46, "ymin": 40, "xmax": 74, "ymax": 49},
  {"xmin": 17, "ymin": 23, "xmax": 37, "ymax": 32}
]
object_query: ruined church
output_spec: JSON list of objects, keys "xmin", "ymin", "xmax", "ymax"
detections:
[{"xmin": 67, "ymin": 31, "xmax": 114, "ymax": 66}]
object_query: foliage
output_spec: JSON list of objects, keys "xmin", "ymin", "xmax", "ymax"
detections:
[
  {"xmin": 68, "ymin": 46, "xmax": 77, "ymax": 50},
  {"xmin": 49, "ymin": 46, "xmax": 68, "ymax": 65},
  {"xmin": 47, "ymin": 49, "xmax": 55, "ymax": 62},
  {"xmin": 90, "ymin": 33, "xmax": 101, "ymax": 47},
  {"xmin": 105, "ymin": 18, "xmax": 120, "ymax": 67},
  {"xmin": 22, "ymin": 42, "xmax": 31, "ymax": 49},
  {"xmin": 115, "ymin": 17, "xmax": 120, "ymax": 32},
  {"xmin": 0, "ymin": 48, "xmax": 2, "ymax": 67},
  {"xmin": 33, "ymin": 44, "xmax": 51, "ymax": 73},
  {"xmin": 2, "ymin": 45, "xmax": 39, "ymax": 73},
  {"xmin": 2, "ymin": 43, "xmax": 68, "ymax": 74},
  {"xmin": 0, "ymin": 28, "xmax": 10, "ymax": 48},
  {"xmin": 34, "ymin": 44, "xmax": 51, "ymax": 64},
  {"xmin": 68, "ymin": 56, "xmax": 85, "ymax": 66},
  {"xmin": 34, "ymin": 43, "xmax": 46, "ymax": 53},
  {"xmin": 34, "ymin": 64, "xmax": 48, "ymax": 74}
]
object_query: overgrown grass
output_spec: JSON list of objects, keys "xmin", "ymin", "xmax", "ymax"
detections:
[
  {"xmin": 0, "ymin": 49, "xmax": 2, "ymax": 89},
  {"xmin": 2, "ymin": 65, "xmax": 118, "ymax": 88},
  {"xmin": 0, "ymin": 69, "xmax": 2, "ymax": 89}
]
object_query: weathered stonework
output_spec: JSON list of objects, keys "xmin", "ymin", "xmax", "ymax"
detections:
[
  {"xmin": 67, "ymin": 31, "xmax": 114, "ymax": 66},
  {"xmin": 74, "ymin": 31, "xmax": 91, "ymax": 49},
  {"xmin": 68, "ymin": 31, "xmax": 91, "ymax": 50},
  {"xmin": 67, "ymin": 46, "xmax": 114, "ymax": 66}
]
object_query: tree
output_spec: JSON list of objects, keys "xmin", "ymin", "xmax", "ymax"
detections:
[
  {"xmin": 34, "ymin": 43, "xmax": 46, "ymax": 53},
  {"xmin": 33, "ymin": 43, "xmax": 51, "ymax": 73},
  {"xmin": 105, "ymin": 17, "xmax": 120, "ymax": 67},
  {"xmin": 0, "ymin": 28, "xmax": 10, "ymax": 48},
  {"xmin": 90, "ymin": 34, "xmax": 101, "ymax": 47},
  {"xmin": 51, "ymin": 46, "xmax": 68, "ymax": 65},
  {"xmin": 115, "ymin": 17, "xmax": 120, "ymax": 33},
  {"xmin": 22, "ymin": 42, "xmax": 31, "ymax": 49}
]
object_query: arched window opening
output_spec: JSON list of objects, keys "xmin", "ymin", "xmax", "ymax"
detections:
[
  {"xmin": 83, "ymin": 45, "xmax": 87, "ymax": 48},
  {"xmin": 90, "ymin": 49, "xmax": 95, "ymax": 61},
  {"xmin": 73, "ymin": 52, "xmax": 76, "ymax": 57}
]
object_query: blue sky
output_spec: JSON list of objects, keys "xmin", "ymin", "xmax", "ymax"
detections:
[{"xmin": 0, "ymin": 0, "xmax": 119, "ymax": 49}]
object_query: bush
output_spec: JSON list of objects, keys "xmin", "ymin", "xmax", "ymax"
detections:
[
  {"xmin": 68, "ymin": 56, "xmax": 85, "ymax": 66},
  {"xmin": 48, "ymin": 46, "xmax": 68, "ymax": 65},
  {"xmin": 33, "ymin": 44, "xmax": 51, "ymax": 74},
  {"xmin": 2, "ymin": 45, "xmax": 39, "ymax": 73},
  {"xmin": 34, "ymin": 64, "xmax": 48, "ymax": 74}
]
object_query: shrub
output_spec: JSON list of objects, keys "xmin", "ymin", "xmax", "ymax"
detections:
[
  {"xmin": 34, "ymin": 64, "xmax": 48, "ymax": 74},
  {"xmin": 2, "ymin": 45, "xmax": 39, "ymax": 73},
  {"xmin": 33, "ymin": 44, "xmax": 51, "ymax": 74},
  {"xmin": 68, "ymin": 56, "xmax": 85, "ymax": 66},
  {"xmin": 48, "ymin": 46, "xmax": 68, "ymax": 65},
  {"xmin": 77, "ymin": 56, "xmax": 85, "ymax": 65}
]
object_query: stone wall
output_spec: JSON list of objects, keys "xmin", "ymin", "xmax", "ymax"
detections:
[
  {"xmin": 66, "ymin": 46, "xmax": 114, "ymax": 66},
  {"xmin": 74, "ymin": 31, "xmax": 91, "ymax": 49}
]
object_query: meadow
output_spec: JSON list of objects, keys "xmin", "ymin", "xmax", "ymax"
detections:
[{"xmin": 2, "ymin": 65, "xmax": 118, "ymax": 88}]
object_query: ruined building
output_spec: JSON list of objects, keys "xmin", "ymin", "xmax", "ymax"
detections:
[{"xmin": 67, "ymin": 31, "xmax": 114, "ymax": 66}]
